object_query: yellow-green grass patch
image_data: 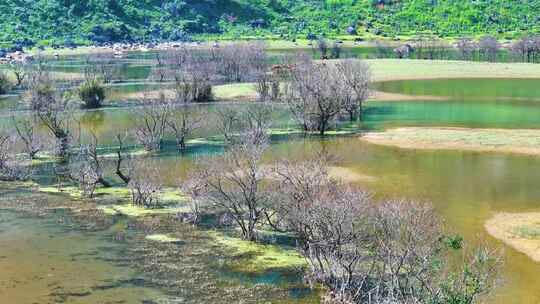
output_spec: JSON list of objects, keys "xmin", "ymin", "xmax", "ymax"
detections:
[
  {"xmin": 366, "ymin": 59, "xmax": 540, "ymax": 82},
  {"xmin": 145, "ymin": 234, "xmax": 182, "ymax": 243},
  {"xmin": 209, "ymin": 231, "xmax": 306, "ymax": 273},
  {"xmin": 213, "ymin": 83, "xmax": 258, "ymax": 101}
]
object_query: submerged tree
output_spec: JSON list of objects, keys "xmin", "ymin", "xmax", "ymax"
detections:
[
  {"xmin": 479, "ymin": 35, "xmax": 500, "ymax": 62},
  {"xmin": 9, "ymin": 61, "xmax": 29, "ymax": 88},
  {"xmin": 11, "ymin": 114, "xmax": 44, "ymax": 159},
  {"xmin": 68, "ymin": 132, "xmax": 111, "ymax": 197},
  {"xmin": 84, "ymin": 53, "xmax": 121, "ymax": 84},
  {"xmin": 281, "ymin": 57, "xmax": 370, "ymax": 134},
  {"xmin": 25, "ymin": 70, "xmax": 74, "ymax": 157},
  {"xmin": 133, "ymin": 93, "xmax": 171, "ymax": 151},
  {"xmin": 272, "ymin": 155, "xmax": 502, "ymax": 304},
  {"xmin": 214, "ymin": 42, "xmax": 268, "ymax": 82},
  {"xmin": 511, "ymin": 35, "xmax": 540, "ymax": 63},
  {"xmin": 0, "ymin": 133, "xmax": 31, "ymax": 181},
  {"xmin": 165, "ymin": 47, "xmax": 218, "ymax": 104},
  {"xmin": 184, "ymin": 128, "xmax": 272, "ymax": 241},
  {"xmin": 335, "ymin": 59, "xmax": 371, "ymax": 121},
  {"xmin": 456, "ymin": 37, "xmax": 478, "ymax": 61},
  {"xmin": 166, "ymin": 106, "xmax": 203, "ymax": 151},
  {"xmin": 127, "ymin": 160, "xmax": 163, "ymax": 208}
]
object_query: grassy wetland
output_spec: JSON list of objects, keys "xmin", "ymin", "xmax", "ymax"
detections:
[{"xmin": 2, "ymin": 41, "xmax": 540, "ymax": 304}]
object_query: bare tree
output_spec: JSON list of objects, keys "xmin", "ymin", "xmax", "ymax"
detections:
[
  {"xmin": 0, "ymin": 134, "xmax": 31, "ymax": 181},
  {"xmin": 9, "ymin": 61, "xmax": 29, "ymax": 87},
  {"xmin": 111, "ymin": 136, "xmax": 164, "ymax": 208},
  {"xmin": 11, "ymin": 114, "xmax": 44, "ymax": 159},
  {"xmin": 173, "ymin": 68, "xmax": 213, "ymax": 103},
  {"xmin": 315, "ymin": 37, "xmax": 329, "ymax": 59},
  {"xmin": 254, "ymin": 69, "xmax": 281, "ymax": 102},
  {"xmin": 479, "ymin": 36, "xmax": 500, "ymax": 62},
  {"xmin": 158, "ymin": 47, "xmax": 217, "ymax": 103},
  {"xmin": 127, "ymin": 160, "xmax": 164, "ymax": 208},
  {"xmin": 25, "ymin": 70, "xmax": 74, "ymax": 157},
  {"xmin": 394, "ymin": 44, "xmax": 414, "ymax": 59},
  {"xmin": 167, "ymin": 106, "xmax": 203, "ymax": 151},
  {"xmin": 133, "ymin": 93, "xmax": 171, "ymax": 151},
  {"xmin": 68, "ymin": 132, "xmax": 111, "ymax": 195},
  {"xmin": 85, "ymin": 53, "xmax": 121, "ymax": 84},
  {"xmin": 215, "ymin": 106, "xmax": 243, "ymax": 144},
  {"xmin": 184, "ymin": 128, "xmax": 272, "ymax": 241},
  {"xmin": 151, "ymin": 52, "xmax": 168, "ymax": 83},
  {"xmin": 281, "ymin": 58, "xmax": 370, "ymax": 133},
  {"xmin": 456, "ymin": 37, "xmax": 478, "ymax": 61},
  {"xmin": 335, "ymin": 59, "xmax": 371, "ymax": 121},
  {"xmin": 214, "ymin": 42, "xmax": 268, "ymax": 82},
  {"xmin": 114, "ymin": 133, "xmax": 133, "ymax": 185},
  {"xmin": 511, "ymin": 35, "xmax": 540, "ymax": 63},
  {"xmin": 68, "ymin": 145, "xmax": 101, "ymax": 197},
  {"xmin": 331, "ymin": 41, "xmax": 342, "ymax": 59},
  {"xmin": 272, "ymin": 154, "xmax": 501, "ymax": 304},
  {"xmin": 281, "ymin": 59, "xmax": 342, "ymax": 134},
  {"xmin": 215, "ymin": 104, "xmax": 272, "ymax": 145}
]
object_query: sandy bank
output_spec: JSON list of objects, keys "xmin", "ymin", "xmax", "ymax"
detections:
[
  {"xmin": 486, "ymin": 212, "xmax": 540, "ymax": 262},
  {"xmin": 362, "ymin": 127, "xmax": 540, "ymax": 156}
]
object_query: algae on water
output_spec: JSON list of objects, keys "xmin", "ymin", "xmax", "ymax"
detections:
[{"xmin": 209, "ymin": 231, "xmax": 306, "ymax": 273}]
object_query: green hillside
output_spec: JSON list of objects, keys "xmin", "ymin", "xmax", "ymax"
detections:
[{"xmin": 2, "ymin": 0, "xmax": 540, "ymax": 46}]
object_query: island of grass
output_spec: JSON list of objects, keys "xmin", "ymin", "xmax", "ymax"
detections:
[
  {"xmin": 362, "ymin": 127, "xmax": 540, "ymax": 156},
  {"xmin": 208, "ymin": 231, "xmax": 306, "ymax": 273},
  {"xmin": 485, "ymin": 212, "xmax": 540, "ymax": 262},
  {"xmin": 38, "ymin": 185, "xmax": 190, "ymax": 217}
]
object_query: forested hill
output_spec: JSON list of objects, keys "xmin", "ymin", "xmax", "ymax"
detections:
[{"xmin": 2, "ymin": 0, "xmax": 540, "ymax": 46}]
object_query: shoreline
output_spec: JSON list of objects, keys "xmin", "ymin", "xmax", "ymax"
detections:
[{"xmin": 485, "ymin": 212, "xmax": 540, "ymax": 263}]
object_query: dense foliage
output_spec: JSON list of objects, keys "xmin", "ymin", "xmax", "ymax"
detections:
[{"xmin": 1, "ymin": 0, "xmax": 540, "ymax": 46}]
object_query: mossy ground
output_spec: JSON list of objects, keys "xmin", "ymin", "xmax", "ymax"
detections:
[
  {"xmin": 209, "ymin": 231, "xmax": 306, "ymax": 273},
  {"xmin": 39, "ymin": 185, "xmax": 189, "ymax": 217},
  {"xmin": 145, "ymin": 233, "xmax": 182, "ymax": 243}
]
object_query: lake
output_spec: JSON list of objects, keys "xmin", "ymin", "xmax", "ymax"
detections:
[{"xmin": 2, "ymin": 56, "xmax": 540, "ymax": 303}]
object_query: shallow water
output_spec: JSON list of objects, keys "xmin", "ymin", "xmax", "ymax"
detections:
[
  {"xmin": 4, "ymin": 54, "xmax": 540, "ymax": 304},
  {"xmin": 127, "ymin": 135, "xmax": 540, "ymax": 303},
  {"xmin": 0, "ymin": 209, "xmax": 165, "ymax": 303},
  {"xmin": 368, "ymin": 78, "xmax": 540, "ymax": 130},
  {"xmin": 374, "ymin": 78, "xmax": 540, "ymax": 101}
]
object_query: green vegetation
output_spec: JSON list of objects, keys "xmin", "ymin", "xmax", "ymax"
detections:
[
  {"xmin": 78, "ymin": 79, "xmax": 106, "ymax": 109},
  {"xmin": 213, "ymin": 83, "xmax": 257, "ymax": 101},
  {"xmin": 145, "ymin": 234, "xmax": 182, "ymax": 243},
  {"xmin": 0, "ymin": 71, "xmax": 12, "ymax": 94},
  {"xmin": 209, "ymin": 231, "xmax": 306, "ymax": 273},
  {"xmin": 2, "ymin": 0, "xmax": 540, "ymax": 47}
]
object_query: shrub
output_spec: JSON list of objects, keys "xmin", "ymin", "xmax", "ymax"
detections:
[
  {"xmin": 78, "ymin": 79, "xmax": 106, "ymax": 108},
  {"xmin": 0, "ymin": 71, "xmax": 12, "ymax": 94}
]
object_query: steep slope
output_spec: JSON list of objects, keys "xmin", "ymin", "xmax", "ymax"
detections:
[{"xmin": 1, "ymin": 0, "xmax": 539, "ymax": 46}]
